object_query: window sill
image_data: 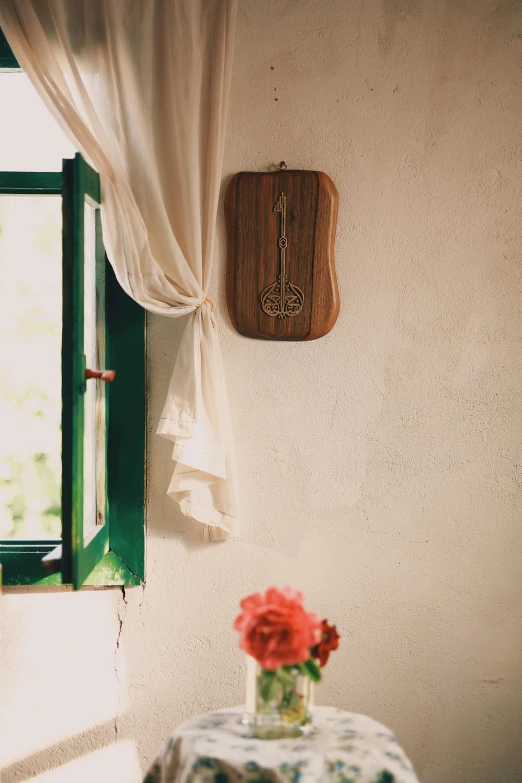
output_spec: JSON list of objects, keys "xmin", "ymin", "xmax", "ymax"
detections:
[{"xmin": 0, "ymin": 543, "xmax": 142, "ymax": 587}]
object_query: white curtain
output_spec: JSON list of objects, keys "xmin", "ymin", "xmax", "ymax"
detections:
[{"xmin": 0, "ymin": 0, "xmax": 240, "ymax": 539}]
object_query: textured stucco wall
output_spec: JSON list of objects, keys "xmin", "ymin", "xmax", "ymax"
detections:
[{"xmin": 2, "ymin": 1, "xmax": 522, "ymax": 781}]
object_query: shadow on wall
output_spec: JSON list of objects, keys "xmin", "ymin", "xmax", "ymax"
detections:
[{"xmin": 2, "ymin": 724, "xmax": 140, "ymax": 782}]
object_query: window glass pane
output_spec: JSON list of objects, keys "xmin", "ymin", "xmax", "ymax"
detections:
[
  {"xmin": 0, "ymin": 74, "xmax": 76, "ymax": 171},
  {"xmin": 0, "ymin": 196, "xmax": 62, "ymax": 539},
  {"xmin": 83, "ymin": 203, "xmax": 106, "ymax": 542}
]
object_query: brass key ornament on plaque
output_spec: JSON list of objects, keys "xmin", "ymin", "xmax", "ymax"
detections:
[
  {"xmin": 225, "ymin": 166, "xmax": 339, "ymax": 341},
  {"xmin": 260, "ymin": 192, "xmax": 304, "ymax": 319}
]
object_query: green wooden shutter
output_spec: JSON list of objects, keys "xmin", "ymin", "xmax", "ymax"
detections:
[{"xmin": 61, "ymin": 153, "xmax": 109, "ymax": 590}]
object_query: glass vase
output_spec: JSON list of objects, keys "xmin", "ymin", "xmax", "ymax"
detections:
[{"xmin": 245, "ymin": 656, "xmax": 315, "ymax": 739}]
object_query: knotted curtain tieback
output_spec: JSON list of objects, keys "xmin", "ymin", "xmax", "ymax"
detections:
[{"xmin": 197, "ymin": 297, "xmax": 214, "ymax": 312}]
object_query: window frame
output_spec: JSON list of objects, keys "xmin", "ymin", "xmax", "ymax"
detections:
[
  {"xmin": 0, "ymin": 28, "xmax": 17, "ymax": 71},
  {"xmin": 0, "ymin": 37, "xmax": 145, "ymax": 588}
]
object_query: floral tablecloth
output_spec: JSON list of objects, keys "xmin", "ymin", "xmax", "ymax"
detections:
[{"xmin": 143, "ymin": 707, "xmax": 420, "ymax": 783}]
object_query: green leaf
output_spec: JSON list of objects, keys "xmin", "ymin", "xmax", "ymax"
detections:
[
  {"xmin": 288, "ymin": 691, "xmax": 301, "ymax": 708},
  {"xmin": 300, "ymin": 658, "xmax": 322, "ymax": 682},
  {"xmin": 258, "ymin": 670, "xmax": 283, "ymax": 703},
  {"xmin": 258, "ymin": 671, "xmax": 275, "ymax": 702},
  {"xmin": 276, "ymin": 668, "xmax": 297, "ymax": 687},
  {"xmin": 267, "ymin": 676, "xmax": 281, "ymax": 702}
]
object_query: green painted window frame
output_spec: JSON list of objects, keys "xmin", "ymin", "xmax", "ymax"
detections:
[
  {"xmin": 0, "ymin": 35, "xmax": 145, "ymax": 588},
  {"xmin": 0, "ymin": 28, "xmax": 17, "ymax": 70}
]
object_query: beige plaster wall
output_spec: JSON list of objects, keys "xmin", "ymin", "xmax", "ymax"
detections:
[{"xmin": 1, "ymin": 1, "xmax": 521, "ymax": 781}]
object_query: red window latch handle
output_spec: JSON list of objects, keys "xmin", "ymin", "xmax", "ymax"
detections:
[{"xmin": 86, "ymin": 369, "xmax": 116, "ymax": 382}]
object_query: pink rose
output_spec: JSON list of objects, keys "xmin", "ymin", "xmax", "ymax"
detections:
[{"xmin": 234, "ymin": 587, "xmax": 322, "ymax": 670}]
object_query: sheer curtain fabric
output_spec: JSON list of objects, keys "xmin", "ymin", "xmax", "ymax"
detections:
[{"xmin": 0, "ymin": 0, "xmax": 240, "ymax": 539}]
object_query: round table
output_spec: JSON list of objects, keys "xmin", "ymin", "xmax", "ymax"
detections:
[{"xmin": 143, "ymin": 707, "xmax": 420, "ymax": 783}]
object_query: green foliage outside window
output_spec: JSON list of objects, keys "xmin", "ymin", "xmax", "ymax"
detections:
[{"xmin": 0, "ymin": 196, "xmax": 62, "ymax": 539}]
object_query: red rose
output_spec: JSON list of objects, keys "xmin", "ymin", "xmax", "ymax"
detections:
[
  {"xmin": 234, "ymin": 587, "xmax": 322, "ymax": 670},
  {"xmin": 311, "ymin": 619, "xmax": 340, "ymax": 667}
]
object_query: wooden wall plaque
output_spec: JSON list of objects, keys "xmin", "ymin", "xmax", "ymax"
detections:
[{"xmin": 225, "ymin": 168, "xmax": 339, "ymax": 341}]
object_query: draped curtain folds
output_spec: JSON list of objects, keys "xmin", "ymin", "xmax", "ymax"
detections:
[{"xmin": 0, "ymin": 0, "xmax": 240, "ymax": 539}]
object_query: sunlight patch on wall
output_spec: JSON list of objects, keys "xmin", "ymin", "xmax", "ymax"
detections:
[
  {"xmin": 0, "ymin": 591, "xmax": 124, "ymax": 767},
  {"xmin": 0, "ymin": 73, "xmax": 75, "ymax": 171}
]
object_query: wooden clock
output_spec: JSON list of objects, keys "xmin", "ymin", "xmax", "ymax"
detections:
[{"xmin": 225, "ymin": 164, "xmax": 339, "ymax": 341}]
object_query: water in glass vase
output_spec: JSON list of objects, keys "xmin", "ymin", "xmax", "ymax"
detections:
[{"xmin": 245, "ymin": 656, "xmax": 315, "ymax": 739}]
